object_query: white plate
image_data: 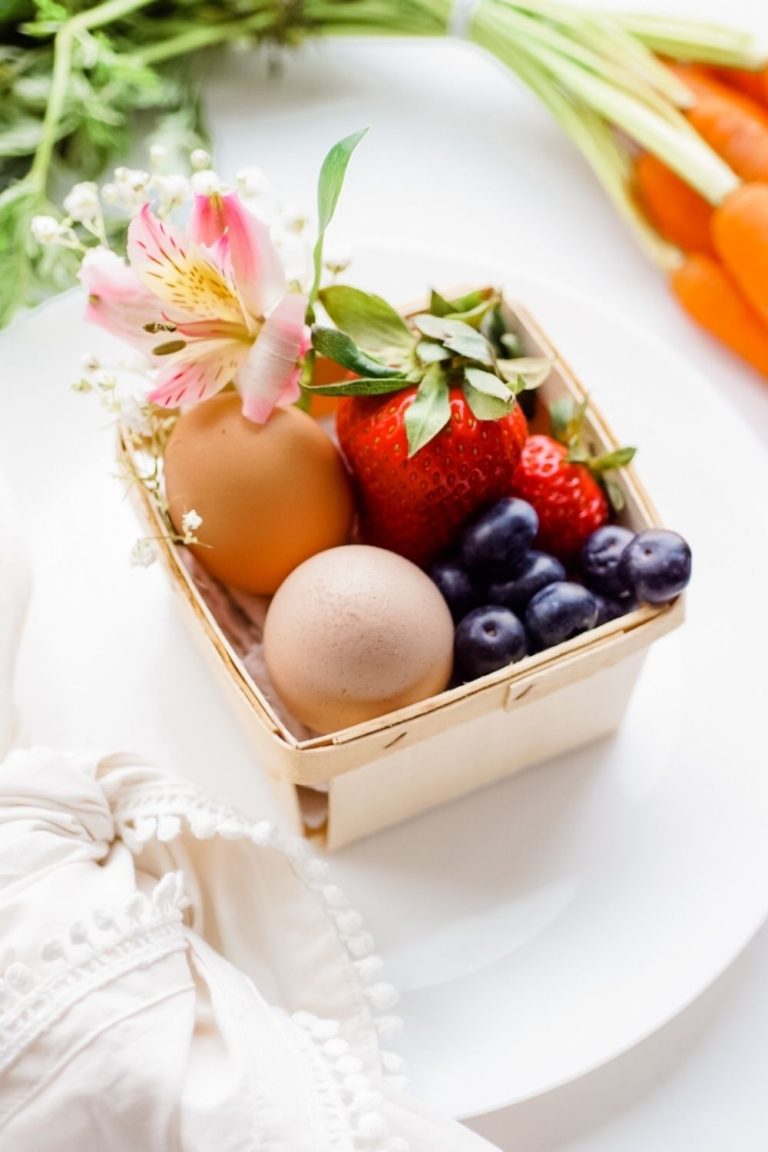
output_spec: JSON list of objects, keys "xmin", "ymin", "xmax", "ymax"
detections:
[{"xmin": 2, "ymin": 247, "xmax": 767, "ymax": 1120}]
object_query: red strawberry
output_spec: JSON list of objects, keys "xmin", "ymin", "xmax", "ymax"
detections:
[
  {"xmin": 510, "ymin": 435, "xmax": 607, "ymax": 557},
  {"xmin": 337, "ymin": 387, "xmax": 528, "ymax": 565}
]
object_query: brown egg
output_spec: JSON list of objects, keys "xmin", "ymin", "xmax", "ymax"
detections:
[
  {"xmin": 263, "ymin": 545, "xmax": 454, "ymax": 734},
  {"xmin": 164, "ymin": 393, "xmax": 354, "ymax": 594}
]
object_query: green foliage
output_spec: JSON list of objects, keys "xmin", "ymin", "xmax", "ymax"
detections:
[
  {"xmin": 305, "ymin": 375, "xmax": 409, "ymax": 397},
  {"xmin": 311, "ymin": 325, "xmax": 403, "ymax": 379},
  {"xmin": 412, "ymin": 313, "xmax": 495, "ymax": 366},
  {"xmin": 319, "ymin": 284, "xmax": 413, "ymax": 355},
  {"xmin": 307, "ymin": 278, "xmax": 553, "ymax": 451},
  {"xmin": 308, "ymin": 127, "xmax": 368, "ymax": 318},
  {"xmin": 404, "ymin": 362, "xmax": 450, "ymax": 456},
  {"xmin": 462, "ymin": 366, "xmax": 516, "ymax": 420}
]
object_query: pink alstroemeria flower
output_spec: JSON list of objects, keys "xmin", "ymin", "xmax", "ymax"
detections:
[{"xmin": 79, "ymin": 193, "xmax": 309, "ymax": 423}]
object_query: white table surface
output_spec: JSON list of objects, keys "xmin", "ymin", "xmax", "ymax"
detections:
[{"xmin": 201, "ymin": 8, "xmax": 768, "ymax": 1146}]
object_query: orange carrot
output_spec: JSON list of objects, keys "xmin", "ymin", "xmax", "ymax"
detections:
[
  {"xmin": 634, "ymin": 152, "xmax": 715, "ymax": 254},
  {"xmin": 708, "ymin": 66, "xmax": 768, "ymax": 110},
  {"xmin": 671, "ymin": 252, "xmax": 768, "ymax": 377},
  {"xmin": 669, "ymin": 64, "xmax": 768, "ymax": 183},
  {"xmin": 712, "ymin": 183, "xmax": 768, "ymax": 327}
]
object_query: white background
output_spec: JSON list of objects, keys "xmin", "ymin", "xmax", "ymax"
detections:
[{"xmin": 178, "ymin": 2, "xmax": 766, "ymax": 1146}]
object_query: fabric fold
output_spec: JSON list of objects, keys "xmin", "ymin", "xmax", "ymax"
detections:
[
  {"xmin": 0, "ymin": 469, "xmax": 31, "ymax": 759},
  {"xmin": 0, "ymin": 747, "xmax": 498, "ymax": 1152}
]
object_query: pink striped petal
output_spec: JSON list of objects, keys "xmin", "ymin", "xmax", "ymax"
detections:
[
  {"xmin": 127, "ymin": 204, "xmax": 244, "ymax": 325},
  {"xmin": 149, "ymin": 340, "xmax": 249, "ymax": 409},
  {"xmin": 216, "ymin": 194, "xmax": 286, "ymax": 318},
  {"xmin": 79, "ymin": 248, "xmax": 166, "ymax": 353},
  {"xmin": 236, "ymin": 294, "xmax": 309, "ymax": 424},
  {"xmin": 190, "ymin": 194, "xmax": 227, "ymax": 246}
]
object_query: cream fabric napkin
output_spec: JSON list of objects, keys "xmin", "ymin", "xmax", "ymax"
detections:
[
  {"xmin": 0, "ymin": 480, "xmax": 498, "ymax": 1151},
  {"xmin": 0, "ymin": 748, "xmax": 498, "ymax": 1151},
  {"xmin": 0, "ymin": 468, "xmax": 31, "ymax": 758}
]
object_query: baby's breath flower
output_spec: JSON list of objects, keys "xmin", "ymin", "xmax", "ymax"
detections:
[
  {"xmin": 181, "ymin": 509, "xmax": 203, "ymax": 542},
  {"xmin": 323, "ymin": 240, "xmax": 352, "ymax": 276},
  {"xmin": 191, "ymin": 169, "xmax": 223, "ymax": 196},
  {"xmin": 120, "ymin": 398, "xmax": 153, "ymax": 440},
  {"xmin": 149, "ymin": 143, "xmax": 167, "ymax": 167},
  {"xmin": 236, "ymin": 166, "xmax": 267, "ymax": 198},
  {"xmin": 94, "ymin": 370, "xmax": 117, "ymax": 391},
  {"xmin": 80, "ymin": 352, "xmax": 101, "ymax": 373},
  {"xmin": 108, "ymin": 167, "xmax": 151, "ymax": 213},
  {"xmin": 30, "ymin": 215, "xmax": 65, "ymax": 245},
  {"xmin": 280, "ymin": 203, "xmax": 308, "ymax": 234},
  {"xmin": 63, "ymin": 182, "xmax": 100, "ymax": 224},
  {"xmin": 130, "ymin": 538, "xmax": 159, "ymax": 568},
  {"xmin": 190, "ymin": 148, "xmax": 211, "ymax": 171},
  {"xmin": 71, "ymin": 378, "xmax": 94, "ymax": 393},
  {"xmin": 155, "ymin": 173, "xmax": 191, "ymax": 211}
]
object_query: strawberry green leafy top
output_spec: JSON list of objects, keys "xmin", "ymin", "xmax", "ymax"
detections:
[{"xmin": 307, "ymin": 285, "xmax": 551, "ymax": 455}]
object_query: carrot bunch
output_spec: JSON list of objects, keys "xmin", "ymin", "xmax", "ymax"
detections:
[{"xmin": 633, "ymin": 64, "xmax": 768, "ymax": 377}]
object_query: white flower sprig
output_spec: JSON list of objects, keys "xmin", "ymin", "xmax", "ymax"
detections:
[{"xmin": 30, "ymin": 145, "xmax": 352, "ymax": 299}]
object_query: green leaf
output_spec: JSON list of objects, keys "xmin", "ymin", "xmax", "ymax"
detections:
[
  {"xmin": 429, "ymin": 289, "xmax": 453, "ymax": 317},
  {"xmin": 412, "ymin": 315, "xmax": 494, "ymax": 366},
  {"xmin": 309, "ymin": 128, "xmax": 368, "ymax": 317},
  {"xmin": 481, "ymin": 305, "xmax": 522, "ymax": 354},
  {"xmin": 604, "ymin": 477, "xmax": 627, "ymax": 514},
  {"xmin": 463, "ymin": 367, "xmax": 516, "ymax": 420},
  {"xmin": 550, "ymin": 396, "xmax": 587, "ymax": 445},
  {"xmin": 430, "ymin": 286, "xmax": 496, "ymax": 319},
  {"xmin": 304, "ymin": 377, "xmax": 408, "ymax": 397},
  {"xmin": 404, "ymin": 363, "xmax": 451, "ymax": 457},
  {"xmin": 416, "ymin": 339, "xmax": 451, "ymax": 364},
  {"xmin": 0, "ymin": 116, "xmax": 45, "ymax": 157},
  {"xmin": 463, "ymin": 386, "xmax": 514, "ymax": 421},
  {"xmin": 497, "ymin": 356, "xmax": 552, "ymax": 390},
  {"xmin": 319, "ymin": 284, "xmax": 413, "ymax": 354},
  {"xmin": 464, "ymin": 366, "xmax": 514, "ymax": 400},
  {"xmin": 590, "ymin": 446, "xmax": 637, "ymax": 472},
  {"xmin": 311, "ymin": 326, "xmax": 403, "ymax": 380},
  {"xmin": 500, "ymin": 332, "xmax": 523, "ymax": 356},
  {"xmin": 442, "ymin": 299, "xmax": 499, "ymax": 329}
]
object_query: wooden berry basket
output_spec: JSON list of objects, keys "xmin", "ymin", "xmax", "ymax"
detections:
[{"xmin": 118, "ymin": 295, "xmax": 684, "ymax": 850}]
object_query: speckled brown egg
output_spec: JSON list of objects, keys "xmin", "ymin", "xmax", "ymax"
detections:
[
  {"xmin": 164, "ymin": 393, "xmax": 355, "ymax": 594},
  {"xmin": 263, "ymin": 544, "xmax": 455, "ymax": 733}
]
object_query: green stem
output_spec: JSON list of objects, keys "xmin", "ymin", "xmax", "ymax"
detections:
[
  {"xmin": 29, "ymin": 0, "xmax": 158, "ymax": 192},
  {"xmin": 137, "ymin": 10, "xmax": 281, "ymax": 66},
  {"xmin": 612, "ymin": 12, "xmax": 767, "ymax": 69},
  {"xmin": 480, "ymin": 5, "xmax": 739, "ymax": 204},
  {"xmin": 473, "ymin": 10, "xmax": 680, "ymax": 270}
]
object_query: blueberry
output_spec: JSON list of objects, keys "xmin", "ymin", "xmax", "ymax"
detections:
[
  {"xmin": 460, "ymin": 498, "xmax": 538, "ymax": 575},
  {"xmin": 454, "ymin": 606, "xmax": 528, "ymax": 681},
  {"xmin": 487, "ymin": 551, "xmax": 566, "ymax": 614},
  {"xmin": 525, "ymin": 582, "xmax": 599, "ymax": 649},
  {"xmin": 429, "ymin": 557, "xmax": 478, "ymax": 622},
  {"xmin": 593, "ymin": 592, "xmax": 635, "ymax": 627},
  {"xmin": 580, "ymin": 525, "xmax": 636, "ymax": 597},
  {"xmin": 618, "ymin": 529, "xmax": 692, "ymax": 604}
]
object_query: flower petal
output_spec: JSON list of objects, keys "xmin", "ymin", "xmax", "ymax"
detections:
[
  {"xmin": 217, "ymin": 194, "xmax": 286, "ymax": 318},
  {"xmin": 149, "ymin": 340, "xmax": 249, "ymax": 409},
  {"xmin": 190, "ymin": 194, "xmax": 227, "ymax": 246},
  {"xmin": 79, "ymin": 247, "xmax": 166, "ymax": 353},
  {"xmin": 236, "ymin": 294, "xmax": 309, "ymax": 424},
  {"xmin": 127, "ymin": 203, "xmax": 244, "ymax": 325}
]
